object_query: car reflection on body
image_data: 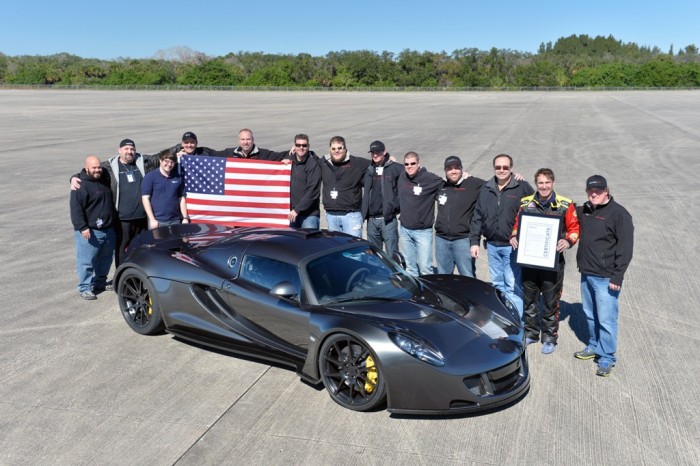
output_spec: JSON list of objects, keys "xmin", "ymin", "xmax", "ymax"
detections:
[{"xmin": 115, "ymin": 224, "xmax": 529, "ymax": 414}]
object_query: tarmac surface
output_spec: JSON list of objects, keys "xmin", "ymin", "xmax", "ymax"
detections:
[{"xmin": 1, "ymin": 89, "xmax": 699, "ymax": 465}]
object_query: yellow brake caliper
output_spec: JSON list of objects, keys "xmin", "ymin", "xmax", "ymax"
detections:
[{"xmin": 365, "ymin": 355, "xmax": 378, "ymax": 393}]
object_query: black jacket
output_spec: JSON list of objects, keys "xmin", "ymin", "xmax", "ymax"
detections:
[
  {"xmin": 435, "ymin": 176, "xmax": 485, "ymax": 240},
  {"xmin": 70, "ymin": 169, "xmax": 115, "ymax": 232},
  {"xmin": 317, "ymin": 153, "xmax": 371, "ymax": 213},
  {"xmin": 285, "ymin": 151, "xmax": 321, "ymax": 217},
  {"xmin": 576, "ymin": 197, "xmax": 634, "ymax": 286},
  {"xmin": 397, "ymin": 167, "xmax": 443, "ymax": 230},
  {"xmin": 207, "ymin": 144, "xmax": 286, "ymax": 161},
  {"xmin": 469, "ymin": 176, "xmax": 534, "ymax": 246},
  {"xmin": 360, "ymin": 157, "xmax": 403, "ymax": 223}
]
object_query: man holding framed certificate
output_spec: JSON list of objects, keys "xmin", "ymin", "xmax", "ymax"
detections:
[{"xmin": 510, "ymin": 168, "xmax": 580, "ymax": 355}]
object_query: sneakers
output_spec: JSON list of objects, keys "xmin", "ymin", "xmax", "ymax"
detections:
[
  {"xmin": 574, "ymin": 347, "xmax": 596, "ymax": 360},
  {"xmin": 81, "ymin": 290, "xmax": 97, "ymax": 300},
  {"xmin": 596, "ymin": 362, "xmax": 614, "ymax": 377},
  {"xmin": 541, "ymin": 342, "xmax": 556, "ymax": 354},
  {"xmin": 525, "ymin": 337, "xmax": 539, "ymax": 347}
]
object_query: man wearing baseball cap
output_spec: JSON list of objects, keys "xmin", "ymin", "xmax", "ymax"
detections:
[
  {"xmin": 434, "ymin": 156, "xmax": 485, "ymax": 277},
  {"xmin": 361, "ymin": 140, "xmax": 402, "ymax": 256},
  {"xmin": 575, "ymin": 175, "xmax": 634, "ymax": 377}
]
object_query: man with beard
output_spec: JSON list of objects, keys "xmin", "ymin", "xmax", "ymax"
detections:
[
  {"xmin": 435, "ymin": 156, "xmax": 485, "ymax": 277},
  {"xmin": 361, "ymin": 140, "xmax": 402, "ymax": 256},
  {"xmin": 70, "ymin": 156, "xmax": 116, "ymax": 300},
  {"xmin": 317, "ymin": 136, "xmax": 370, "ymax": 237},
  {"xmin": 70, "ymin": 138, "xmax": 161, "ymax": 266}
]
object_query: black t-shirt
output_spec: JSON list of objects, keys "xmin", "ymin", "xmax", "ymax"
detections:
[{"xmin": 117, "ymin": 161, "xmax": 146, "ymax": 220}]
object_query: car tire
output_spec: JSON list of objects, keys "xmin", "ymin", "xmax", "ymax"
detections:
[
  {"xmin": 318, "ymin": 333, "xmax": 386, "ymax": 411},
  {"xmin": 117, "ymin": 268, "xmax": 164, "ymax": 335}
]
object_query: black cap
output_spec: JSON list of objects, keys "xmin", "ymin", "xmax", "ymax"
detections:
[
  {"xmin": 182, "ymin": 131, "xmax": 197, "ymax": 141},
  {"xmin": 444, "ymin": 156, "xmax": 462, "ymax": 169},
  {"xmin": 368, "ymin": 140, "xmax": 385, "ymax": 153},
  {"xmin": 119, "ymin": 138, "xmax": 135, "ymax": 148},
  {"xmin": 586, "ymin": 174, "xmax": 607, "ymax": 190}
]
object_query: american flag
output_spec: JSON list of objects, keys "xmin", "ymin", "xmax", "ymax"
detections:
[{"xmin": 182, "ymin": 156, "xmax": 291, "ymax": 227}]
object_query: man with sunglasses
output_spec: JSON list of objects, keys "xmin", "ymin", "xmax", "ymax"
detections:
[
  {"xmin": 318, "ymin": 136, "xmax": 371, "ymax": 237},
  {"xmin": 470, "ymin": 154, "xmax": 534, "ymax": 317},
  {"xmin": 284, "ymin": 134, "xmax": 321, "ymax": 229},
  {"xmin": 574, "ymin": 175, "xmax": 634, "ymax": 377},
  {"xmin": 397, "ymin": 152, "xmax": 443, "ymax": 276}
]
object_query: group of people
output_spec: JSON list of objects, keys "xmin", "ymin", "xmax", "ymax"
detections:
[{"xmin": 69, "ymin": 128, "xmax": 634, "ymax": 377}]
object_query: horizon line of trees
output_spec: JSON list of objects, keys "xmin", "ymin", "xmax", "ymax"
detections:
[{"xmin": 1, "ymin": 35, "xmax": 699, "ymax": 89}]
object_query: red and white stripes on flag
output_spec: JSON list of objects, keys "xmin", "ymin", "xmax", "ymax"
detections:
[{"xmin": 182, "ymin": 156, "xmax": 291, "ymax": 227}]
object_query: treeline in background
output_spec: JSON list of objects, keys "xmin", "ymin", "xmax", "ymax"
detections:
[{"xmin": 1, "ymin": 35, "xmax": 699, "ymax": 89}]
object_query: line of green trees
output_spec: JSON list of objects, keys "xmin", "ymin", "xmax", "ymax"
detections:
[{"xmin": 1, "ymin": 35, "xmax": 698, "ymax": 88}]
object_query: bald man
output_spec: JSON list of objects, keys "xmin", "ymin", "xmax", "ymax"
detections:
[{"xmin": 70, "ymin": 156, "xmax": 117, "ymax": 300}]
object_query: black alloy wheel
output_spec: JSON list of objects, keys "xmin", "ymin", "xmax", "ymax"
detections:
[
  {"xmin": 117, "ymin": 268, "xmax": 164, "ymax": 335},
  {"xmin": 319, "ymin": 334, "xmax": 386, "ymax": 411}
]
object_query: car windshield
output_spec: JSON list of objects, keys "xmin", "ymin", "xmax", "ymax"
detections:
[{"xmin": 306, "ymin": 246, "xmax": 419, "ymax": 304}]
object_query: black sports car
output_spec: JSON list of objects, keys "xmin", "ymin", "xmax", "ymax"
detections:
[{"xmin": 115, "ymin": 224, "xmax": 529, "ymax": 415}]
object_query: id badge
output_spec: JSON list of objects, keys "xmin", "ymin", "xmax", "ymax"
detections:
[
  {"xmin": 438, "ymin": 194, "xmax": 447, "ymax": 205},
  {"xmin": 96, "ymin": 218, "xmax": 104, "ymax": 228},
  {"xmin": 330, "ymin": 190, "xmax": 339, "ymax": 199},
  {"xmin": 126, "ymin": 173, "xmax": 135, "ymax": 183},
  {"xmin": 413, "ymin": 185, "xmax": 423, "ymax": 196},
  {"xmin": 375, "ymin": 166, "xmax": 384, "ymax": 176}
]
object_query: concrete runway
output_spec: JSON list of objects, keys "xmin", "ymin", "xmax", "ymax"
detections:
[{"xmin": 1, "ymin": 90, "xmax": 699, "ymax": 465}]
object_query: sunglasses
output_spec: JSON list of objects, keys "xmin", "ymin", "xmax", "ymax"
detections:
[
  {"xmin": 404, "ymin": 162, "xmax": 417, "ymax": 166},
  {"xmin": 295, "ymin": 143, "xmax": 308, "ymax": 148},
  {"xmin": 494, "ymin": 165, "xmax": 511, "ymax": 170}
]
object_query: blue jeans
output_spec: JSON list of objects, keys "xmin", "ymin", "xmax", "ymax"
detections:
[
  {"xmin": 435, "ymin": 236, "xmax": 476, "ymax": 278},
  {"xmin": 399, "ymin": 226, "xmax": 434, "ymax": 276},
  {"xmin": 75, "ymin": 229, "xmax": 116, "ymax": 293},
  {"xmin": 291, "ymin": 215, "xmax": 320, "ymax": 230},
  {"xmin": 366, "ymin": 217, "xmax": 399, "ymax": 257},
  {"xmin": 486, "ymin": 242, "xmax": 523, "ymax": 317},
  {"xmin": 580, "ymin": 274, "xmax": 620, "ymax": 366},
  {"xmin": 326, "ymin": 211, "xmax": 363, "ymax": 237}
]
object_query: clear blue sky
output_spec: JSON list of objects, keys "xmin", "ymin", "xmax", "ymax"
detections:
[{"xmin": 2, "ymin": 0, "xmax": 698, "ymax": 59}]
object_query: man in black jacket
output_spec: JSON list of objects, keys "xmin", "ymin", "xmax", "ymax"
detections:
[
  {"xmin": 285, "ymin": 134, "xmax": 321, "ymax": 229},
  {"xmin": 361, "ymin": 140, "xmax": 402, "ymax": 256},
  {"xmin": 397, "ymin": 151, "xmax": 443, "ymax": 276},
  {"xmin": 575, "ymin": 175, "xmax": 634, "ymax": 377},
  {"xmin": 435, "ymin": 156, "xmax": 485, "ymax": 277},
  {"xmin": 206, "ymin": 128, "xmax": 285, "ymax": 160},
  {"xmin": 70, "ymin": 156, "xmax": 116, "ymax": 300},
  {"xmin": 469, "ymin": 154, "xmax": 534, "ymax": 317},
  {"xmin": 317, "ymin": 136, "xmax": 370, "ymax": 237}
]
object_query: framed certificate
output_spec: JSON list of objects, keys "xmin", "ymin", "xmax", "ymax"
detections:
[{"xmin": 515, "ymin": 212, "xmax": 562, "ymax": 271}]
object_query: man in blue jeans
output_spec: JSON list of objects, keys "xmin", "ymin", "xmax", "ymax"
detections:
[
  {"xmin": 469, "ymin": 154, "xmax": 534, "ymax": 317},
  {"xmin": 70, "ymin": 156, "xmax": 116, "ymax": 300},
  {"xmin": 435, "ymin": 156, "xmax": 485, "ymax": 277},
  {"xmin": 397, "ymin": 151, "xmax": 443, "ymax": 276},
  {"xmin": 575, "ymin": 175, "xmax": 634, "ymax": 377}
]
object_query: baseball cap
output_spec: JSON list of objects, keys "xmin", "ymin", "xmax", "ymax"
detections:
[
  {"xmin": 368, "ymin": 140, "xmax": 386, "ymax": 153},
  {"xmin": 119, "ymin": 138, "xmax": 135, "ymax": 148},
  {"xmin": 444, "ymin": 156, "xmax": 462, "ymax": 169},
  {"xmin": 586, "ymin": 175, "xmax": 607, "ymax": 190},
  {"xmin": 182, "ymin": 131, "xmax": 197, "ymax": 141}
]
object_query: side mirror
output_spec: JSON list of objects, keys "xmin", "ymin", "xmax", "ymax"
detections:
[{"xmin": 270, "ymin": 281, "xmax": 300, "ymax": 300}]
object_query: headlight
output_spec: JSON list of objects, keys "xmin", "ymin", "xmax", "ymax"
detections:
[
  {"xmin": 496, "ymin": 289, "xmax": 519, "ymax": 321},
  {"xmin": 390, "ymin": 332, "xmax": 445, "ymax": 366}
]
